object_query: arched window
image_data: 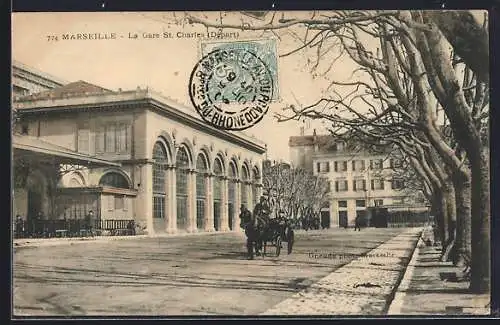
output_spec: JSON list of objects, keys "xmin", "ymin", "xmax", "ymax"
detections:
[
  {"xmin": 228, "ymin": 161, "xmax": 237, "ymax": 230},
  {"xmin": 241, "ymin": 164, "xmax": 249, "ymax": 208},
  {"xmin": 152, "ymin": 141, "xmax": 168, "ymax": 221},
  {"xmin": 213, "ymin": 157, "xmax": 224, "ymax": 230},
  {"xmin": 196, "ymin": 153, "xmax": 208, "ymax": 230},
  {"xmin": 252, "ymin": 167, "xmax": 260, "ymax": 206},
  {"xmin": 176, "ymin": 146, "xmax": 190, "ymax": 230},
  {"xmin": 99, "ymin": 172, "xmax": 130, "ymax": 189}
]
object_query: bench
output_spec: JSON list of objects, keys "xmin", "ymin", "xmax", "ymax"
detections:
[
  {"xmin": 79, "ymin": 229, "xmax": 94, "ymax": 237},
  {"xmin": 111, "ymin": 228, "xmax": 134, "ymax": 236},
  {"xmin": 97, "ymin": 219, "xmax": 136, "ymax": 236},
  {"xmin": 55, "ymin": 229, "xmax": 68, "ymax": 238}
]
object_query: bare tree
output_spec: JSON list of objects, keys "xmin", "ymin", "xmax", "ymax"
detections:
[
  {"xmin": 186, "ymin": 10, "xmax": 489, "ymax": 293},
  {"xmin": 263, "ymin": 161, "xmax": 329, "ymax": 221}
]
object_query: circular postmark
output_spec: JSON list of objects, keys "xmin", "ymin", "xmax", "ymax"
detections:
[{"xmin": 189, "ymin": 48, "xmax": 274, "ymax": 131}]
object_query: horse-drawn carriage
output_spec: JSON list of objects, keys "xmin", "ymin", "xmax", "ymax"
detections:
[
  {"xmin": 240, "ymin": 197, "xmax": 296, "ymax": 259},
  {"xmin": 256, "ymin": 216, "xmax": 295, "ymax": 258}
]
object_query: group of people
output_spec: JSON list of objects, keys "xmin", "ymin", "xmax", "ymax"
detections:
[
  {"xmin": 15, "ymin": 212, "xmax": 46, "ymax": 238},
  {"xmin": 14, "ymin": 210, "xmax": 97, "ymax": 238}
]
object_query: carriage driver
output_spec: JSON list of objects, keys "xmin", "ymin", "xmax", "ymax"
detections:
[
  {"xmin": 253, "ymin": 196, "xmax": 271, "ymax": 229},
  {"xmin": 239, "ymin": 204, "xmax": 253, "ymax": 230}
]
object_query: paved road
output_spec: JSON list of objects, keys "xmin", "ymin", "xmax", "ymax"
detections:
[{"xmin": 13, "ymin": 228, "xmax": 406, "ymax": 316}]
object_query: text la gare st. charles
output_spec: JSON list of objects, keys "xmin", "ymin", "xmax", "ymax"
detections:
[{"xmin": 129, "ymin": 31, "xmax": 239, "ymax": 39}]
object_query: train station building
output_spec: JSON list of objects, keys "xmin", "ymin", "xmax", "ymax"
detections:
[{"xmin": 12, "ymin": 61, "xmax": 266, "ymax": 235}]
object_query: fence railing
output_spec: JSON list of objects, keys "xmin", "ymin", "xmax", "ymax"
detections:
[
  {"xmin": 386, "ymin": 212, "xmax": 429, "ymax": 228},
  {"xmin": 13, "ymin": 219, "xmax": 137, "ymax": 239}
]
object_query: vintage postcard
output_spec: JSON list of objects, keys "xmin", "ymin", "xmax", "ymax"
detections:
[{"xmin": 11, "ymin": 10, "xmax": 492, "ymax": 317}]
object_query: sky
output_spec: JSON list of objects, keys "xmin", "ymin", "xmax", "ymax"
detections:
[
  {"xmin": 12, "ymin": 11, "xmax": 346, "ymax": 162},
  {"xmin": 12, "ymin": 11, "xmax": 487, "ymax": 161}
]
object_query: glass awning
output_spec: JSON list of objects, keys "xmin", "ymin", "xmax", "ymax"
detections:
[{"xmin": 12, "ymin": 134, "xmax": 120, "ymax": 168}]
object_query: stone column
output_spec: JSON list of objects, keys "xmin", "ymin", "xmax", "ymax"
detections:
[
  {"xmin": 137, "ymin": 164, "xmax": 154, "ymax": 235},
  {"xmin": 234, "ymin": 180, "xmax": 242, "ymax": 232},
  {"xmin": 188, "ymin": 170, "xmax": 197, "ymax": 233},
  {"xmin": 205, "ymin": 173, "xmax": 215, "ymax": 232},
  {"xmin": 220, "ymin": 177, "xmax": 230, "ymax": 231},
  {"xmin": 247, "ymin": 181, "xmax": 254, "ymax": 210},
  {"xmin": 331, "ymin": 199, "xmax": 339, "ymax": 228},
  {"xmin": 166, "ymin": 165, "xmax": 177, "ymax": 234}
]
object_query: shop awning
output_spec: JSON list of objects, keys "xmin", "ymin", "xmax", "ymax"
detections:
[{"xmin": 12, "ymin": 134, "xmax": 120, "ymax": 168}]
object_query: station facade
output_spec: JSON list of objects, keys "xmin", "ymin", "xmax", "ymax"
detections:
[{"xmin": 12, "ymin": 62, "xmax": 266, "ymax": 235}]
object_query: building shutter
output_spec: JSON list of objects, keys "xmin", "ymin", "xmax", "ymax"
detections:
[
  {"xmin": 344, "ymin": 180, "xmax": 348, "ymax": 191},
  {"xmin": 370, "ymin": 160, "xmax": 373, "ymax": 170},
  {"xmin": 352, "ymin": 160, "xmax": 356, "ymax": 171},
  {"xmin": 317, "ymin": 162, "xmax": 320, "ymax": 173},
  {"xmin": 371, "ymin": 179, "xmax": 375, "ymax": 190},
  {"xmin": 95, "ymin": 126, "xmax": 105, "ymax": 153},
  {"xmin": 334, "ymin": 162, "xmax": 338, "ymax": 172},
  {"xmin": 353, "ymin": 180, "xmax": 357, "ymax": 191},
  {"xmin": 363, "ymin": 180, "xmax": 366, "ymax": 190},
  {"xmin": 381, "ymin": 179, "xmax": 385, "ymax": 190},
  {"xmin": 105, "ymin": 124, "xmax": 116, "ymax": 153},
  {"xmin": 335, "ymin": 181, "xmax": 339, "ymax": 192}
]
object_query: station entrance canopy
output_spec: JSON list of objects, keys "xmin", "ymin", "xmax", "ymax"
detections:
[{"xmin": 12, "ymin": 134, "xmax": 120, "ymax": 169}]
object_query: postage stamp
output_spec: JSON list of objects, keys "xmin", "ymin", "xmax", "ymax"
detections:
[
  {"xmin": 189, "ymin": 46, "xmax": 274, "ymax": 130},
  {"xmin": 199, "ymin": 38, "xmax": 279, "ymax": 101}
]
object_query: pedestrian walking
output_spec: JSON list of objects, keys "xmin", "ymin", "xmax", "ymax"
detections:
[
  {"xmin": 85, "ymin": 210, "xmax": 95, "ymax": 237},
  {"xmin": 354, "ymin": 215, "xmax": 362, "ymax": 231}
]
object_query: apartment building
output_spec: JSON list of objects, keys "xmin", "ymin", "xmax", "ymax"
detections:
[{"xmin": 289, "ymin": 130, "xmax": 410, "ymax": 227}]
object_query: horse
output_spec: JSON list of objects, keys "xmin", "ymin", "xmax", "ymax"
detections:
[{"xmin": 241, "ymin": 210, "xmax": 274, "ymax": 259}]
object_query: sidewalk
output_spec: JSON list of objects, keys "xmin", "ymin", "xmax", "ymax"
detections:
[
  {"xmin": 387, "ymin": 228, "xmax": 491, "ymax": 316},
  {"xmin": 12, "ymin": 230, "xmax": 235, "ymax": 248},
  {"xmin": 261, "ymin": 228, "xmax": 422, "ymax": 315}
]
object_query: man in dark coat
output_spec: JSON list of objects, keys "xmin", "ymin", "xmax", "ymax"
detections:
[
  {"xmin": 240, "ymin": 204, "xmax": 257, "ymax": 259},
  {"xmin": 354, "ymin": 215, "xmax": 362, "ymax": 231},
  {"xmin": 253, "ymin": 196, "xmax": 271, "ymax": 230},
  {"xmin": 85, "ymin": 210, "xmax": 95, "ymax": 236}
]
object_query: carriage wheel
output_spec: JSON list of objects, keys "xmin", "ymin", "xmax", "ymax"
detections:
[
  {"xmin": 275, "ymin": 235, "xmax": 282, "ymax": 257},
  {"xmin": 287, "ymin": 229, "xmax": 294, "ymax": 255}
]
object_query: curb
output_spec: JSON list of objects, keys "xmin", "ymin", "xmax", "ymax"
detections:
[
  {"xmin": 261, "ymin": 228, "xmax": 423, "ymax": 315},
  {"xmin": 13, "ymin": 230, "xmax": 244, "ymax": 248},
  {"xmin": 385, "ymin": 231, "xmax": 424, "ymax": 315}
]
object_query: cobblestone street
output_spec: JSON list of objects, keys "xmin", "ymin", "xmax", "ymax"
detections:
[{"xmin": 13, "ymin": 228, "xmax": 405, "ymax": 316}]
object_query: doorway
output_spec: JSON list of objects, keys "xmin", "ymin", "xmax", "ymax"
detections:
[
  {"xmin": 339, "ymin": 210, "xmax": 348, "ymax": 228},
  {"xmin": 27, "ymin": 189, "xmax": 42, "ymax": 219},
  {"xmin": 228, "ymin": 203, "xmax": 234, "ymax": 230},
  {"xmin": 213, "ymin": 201, "xmax": 221, "ymax": 230},
  {"xmin": 320, "ymin": 211, "xmax": 330, "ymax": 229}
]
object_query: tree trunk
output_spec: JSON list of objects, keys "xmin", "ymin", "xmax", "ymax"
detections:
[
  {"xmin": 441, "ymin": 182, "xmax": 457, "ymax": 262},
  {"xmin": 452, "ymin": 171, "xmax": 472, "ymax": 267},
  {"xmin": 432, "ymin": 192, "xmax": 447, "ymax": 246},
  {"xmin": 469, "ymin": 148, "xmax": 490, "ymax": 293},
  {"xmin": 426, "ymin": 11, "xmax": 489, "ymax": 83}
]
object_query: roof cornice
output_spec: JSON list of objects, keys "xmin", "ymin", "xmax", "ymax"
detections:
[{"xmin": 14, "ymin": 90, "xmax": 267, "ymax": 154}]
